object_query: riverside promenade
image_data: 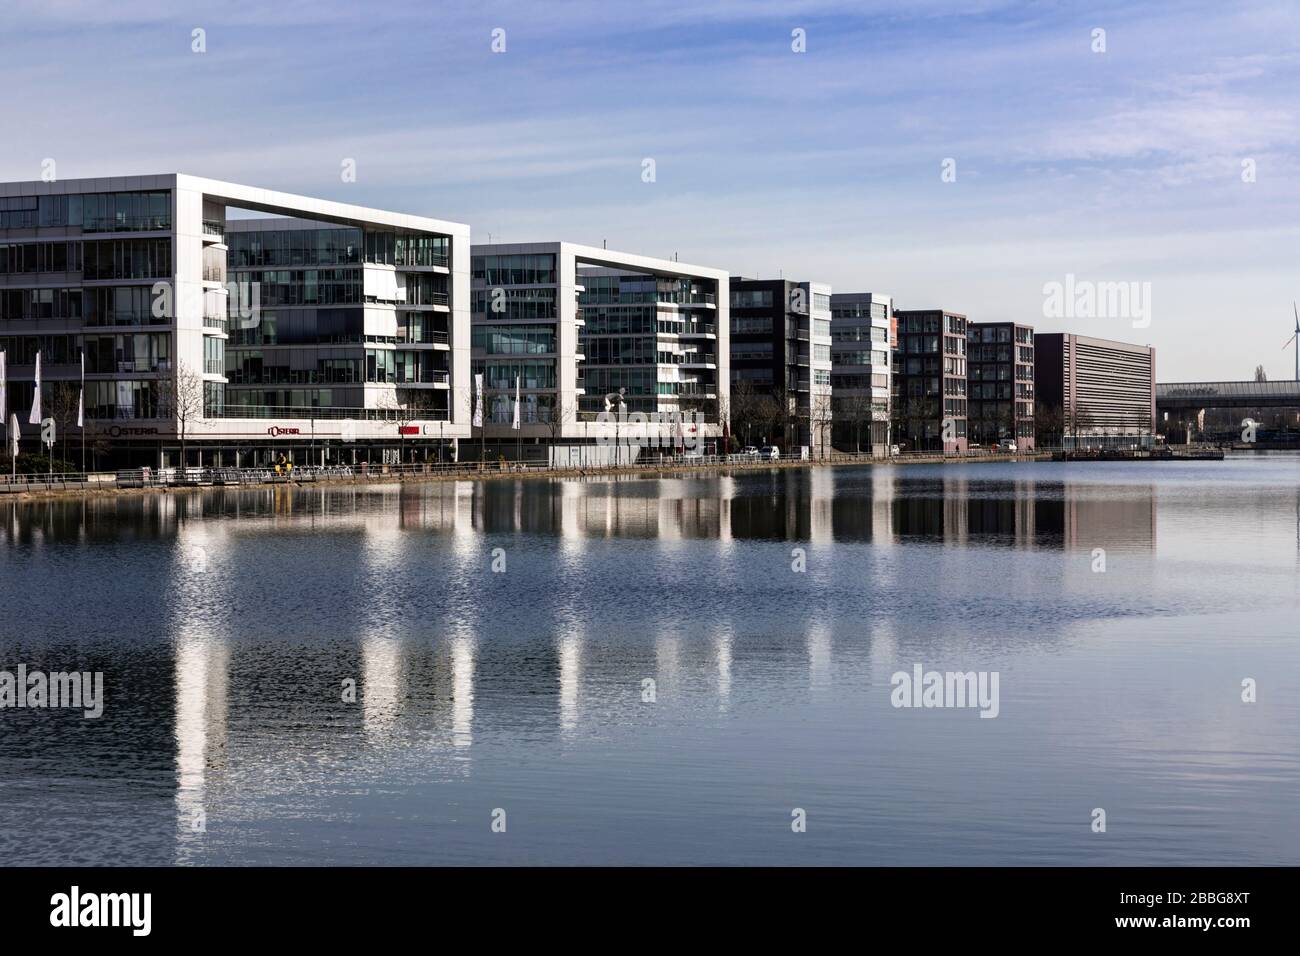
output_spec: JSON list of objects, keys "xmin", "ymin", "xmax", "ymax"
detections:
[{"xmin": 0, "ymin": 450, "xmax": 1057, "ymax": 499}]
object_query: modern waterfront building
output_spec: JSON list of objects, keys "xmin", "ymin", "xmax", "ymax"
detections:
[
  {"xmin": 892, "ymin": 308, "xmax": 968, "ymax": 452},
  {"xmin": 829, "ymin": 292, "xmax": 892, "ymax": 455},
  {"xmin": 966, "ymin": 321, "xmax": 1035, "ymax": 452},
  {"xmin": 0, "ymin": 174, "xmax": 471, "ymax": 468},
  {"xmin": 1034, "ymin": 332, "xmax": 1155, "ymax": 448},
  {"xmin": 470, "ymin": 242, "xmax": 729, "ymax": 463},
  {"xmin": 728, "ymin": 278, "xmax": 833, "ymax": 456}
]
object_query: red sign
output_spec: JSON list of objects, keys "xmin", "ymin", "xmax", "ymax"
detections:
[{"xmin": 398, "ymin": 426, "xmax": 419, "ymax": 435}]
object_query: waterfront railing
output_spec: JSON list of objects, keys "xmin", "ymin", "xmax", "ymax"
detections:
[
  {"xmin": 5, "ymin": 445, "xmax": 1226, "ymax": 495},
  {"xmin": 0, "ymin": 453, "xmax": 1016, "ymax": 494}
]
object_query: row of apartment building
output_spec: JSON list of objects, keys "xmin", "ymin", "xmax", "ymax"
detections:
[{"xmin": 0, "ymin": 174, "xmax": 1156, "ymax": 468}]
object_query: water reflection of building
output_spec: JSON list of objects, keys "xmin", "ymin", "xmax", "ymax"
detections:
[
  {"xmin": 884, "ymin": 476, "xmax": 1155, "ymax": 553},
  {"xmin": 713, "ymin": 624, "xmax": 734, "ymax": 712},
  {"xmin": 558, "ymin": 630, "xmax": 582, "ymax": 736},
  {"xmin": 1038, "ymin": 488, "xmax": 1157, "ymax": 553},
  {"xmin": 727, "ymin": 469, "xmax": 836, "ymax": 541},
  {"xmin": 451, "ymin": 636, "xmax": 475, "ymax": 749},
  {"xmin": 171, "ymin": 519, "xmax": 231, "ymax": 863},
  {"xmin": 11, "ymin": 469, "xmax": 1181, "ymax": 855},
  {"xmin": 362, "ymin": 632, "xmax": 404, "ymax": 737},
  {"xmin": 10, "ymin": 467, "xmax": 1160, "ymax": 553},
  {"xmin": 173, "ymin": 629, "xmax": 229, "ymax": 860}
]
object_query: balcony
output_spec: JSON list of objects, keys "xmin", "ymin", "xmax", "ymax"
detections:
[
  {"xmin": 202, "ymin": 220, "xmax": 225, "ymax": 240},
  {"xmin": 109, "ymin": 359, "xmax": 171, "ymax": 374},
  {"xmin": 82, "ymin": 216, "xmax": 170, "ymax": 233},
  {"xmin": 397, "ymin": 370, "xmax": 450, "ymax": 386},
  {"xmin": 402, "ymin": 291, "xmax": 450, "ymax": 308},
  {"xmin": 203, "ymin": 314, "xmax": 228, "ymax": 331},
  {"xmin": 217, "ymin": 404, "xmax": 449, "ymax": 421},
  {"xmin": 397, "ymin": 330, "xmax": 449, "ymax": 346},
  {"xmin": 394, "ymin": 253, "xmax": 449, "ymax": 268},
  {"xmin": 680, "ymin": 354, "xmax": 718, "ymax": 368}
]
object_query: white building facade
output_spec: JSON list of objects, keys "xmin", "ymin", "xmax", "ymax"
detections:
[
  {"xmin": 470, "ymin": 242, "xmax": 729, "ymax": 463},
  {"xmin": 0, "ymin": 174, "xmax": 471, "ymax": 468}
]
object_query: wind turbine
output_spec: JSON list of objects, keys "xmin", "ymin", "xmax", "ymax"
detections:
[{"xmin": 1286, "ymin": 302, "xmax": 1300, "ymax": 382}]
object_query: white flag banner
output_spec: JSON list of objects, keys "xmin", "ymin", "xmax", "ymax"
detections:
[
  {"xmin": 472, "ymin": 373, "xmax": 484, "ymax": 428},
  {"xmin": 77, "ymin": 351, "xmax": 84, "ymax": 428},
  {"xmin": 511, "ymin": 376, "xmax": 521, "ymax": 430},
  {"xmin": 8, "ymin": 413, "xmax": 18, "ymax": 460},
  {"xmin": 28, "ymin": 351, "xmax": 41, "ymax": 425},
  {"xmin": 0, "ymin": 349, "xmax": 7, "ymax": 424}
]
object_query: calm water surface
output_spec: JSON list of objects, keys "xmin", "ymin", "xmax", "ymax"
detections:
[{"xmin": 2, "ymin": 455, "xmax": 1298, "ymax": 865}]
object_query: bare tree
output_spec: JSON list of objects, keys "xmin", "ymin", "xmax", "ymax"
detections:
[
  {"xmin": 729, "ymin": 378, "xmax": 762, "ymax": 447},
  {"xmin": 771, "ymin": 384, "xmax": 799, "ymax": 449},
  {"xmin": 993, "ymin": 402, "xmax": 1017, "ymax": 444},
  {"xmin": 893, "ymin": 396, "xmax": 937, "ymax": 451},
  {"xmin": 543, "ymin": 394, "xmax": 575, "ymax": 463},
  {"xmin": 381, "ymin": 390, "xmax": 441, "ymax": 463},
  {"xmin": 459, "ymin": 384, "xmax": 490, "ymax": 465},
  {"xmin": 1254, "ymin": 365, "xmax": 1268, "ymax": 383},
  {"xmin": 1034, "ymin": 401, "xmax": 1065, "ymax": 447},
  {"xmin": 158, "ymin": 362, "xmax": 204, "ymax": 468},
  {"xmin": 837, "ymin": 391, "xmax": 875, "ymax": 454},
  {"xmin": 713, "ymin": 391, "xmax": 731, "ymax": 455},
  {"xmin": 46, "ymin": 381, "xmax": 81, "ymax": 467},
  {"xmin": 810, "ymin": 391, "xmax": 834, "ymax": 459},
  {"xmin": 1068, "ymin": 403, "xmax": 1094, "ymax": 443},
  {"xmin": 750, "ymin": 392, "xmax": 780, "ymax": 448}
]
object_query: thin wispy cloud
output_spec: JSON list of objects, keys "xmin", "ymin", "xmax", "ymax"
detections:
[{"xmin": 2, "ymin": 0, "xmax": 1298, "ymax": 378}]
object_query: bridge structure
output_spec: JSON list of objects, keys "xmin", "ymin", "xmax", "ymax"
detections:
[{"xmin": 1156, "ymin": 380, "xmax": 1300, "ymax": 412}]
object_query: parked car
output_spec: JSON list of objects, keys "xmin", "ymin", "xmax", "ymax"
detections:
[
  {"xmin": 742, "ymin": 446, "xmax": 760, "ymax": 458},
  {"xmin": 997, "ymin": 439, "xmax": 1017, "ymax": 453},
  {"xmin": 759, "ymin": 445, "xmax": 780, "ymax": 460},
  {"xmin": 890, "ymin": 444, "xmax": 901, "ymax": 456}
]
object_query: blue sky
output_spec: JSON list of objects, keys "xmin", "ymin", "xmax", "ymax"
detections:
[{"xmin": 4, "ymin": 0, "xmax": 1299, "ymax": 380}]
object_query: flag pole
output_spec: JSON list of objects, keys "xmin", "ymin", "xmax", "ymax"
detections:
[
  {"xmin": 514, "ymin": 375, "xmax": 521, "ymax": 463},
  {"xmin": 80, "ymin": 349, "xmax": 86, "ymax": 473},
  {"xmin": 29, "ymin": 351, "xmax": 46, "ymax": 477}
]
